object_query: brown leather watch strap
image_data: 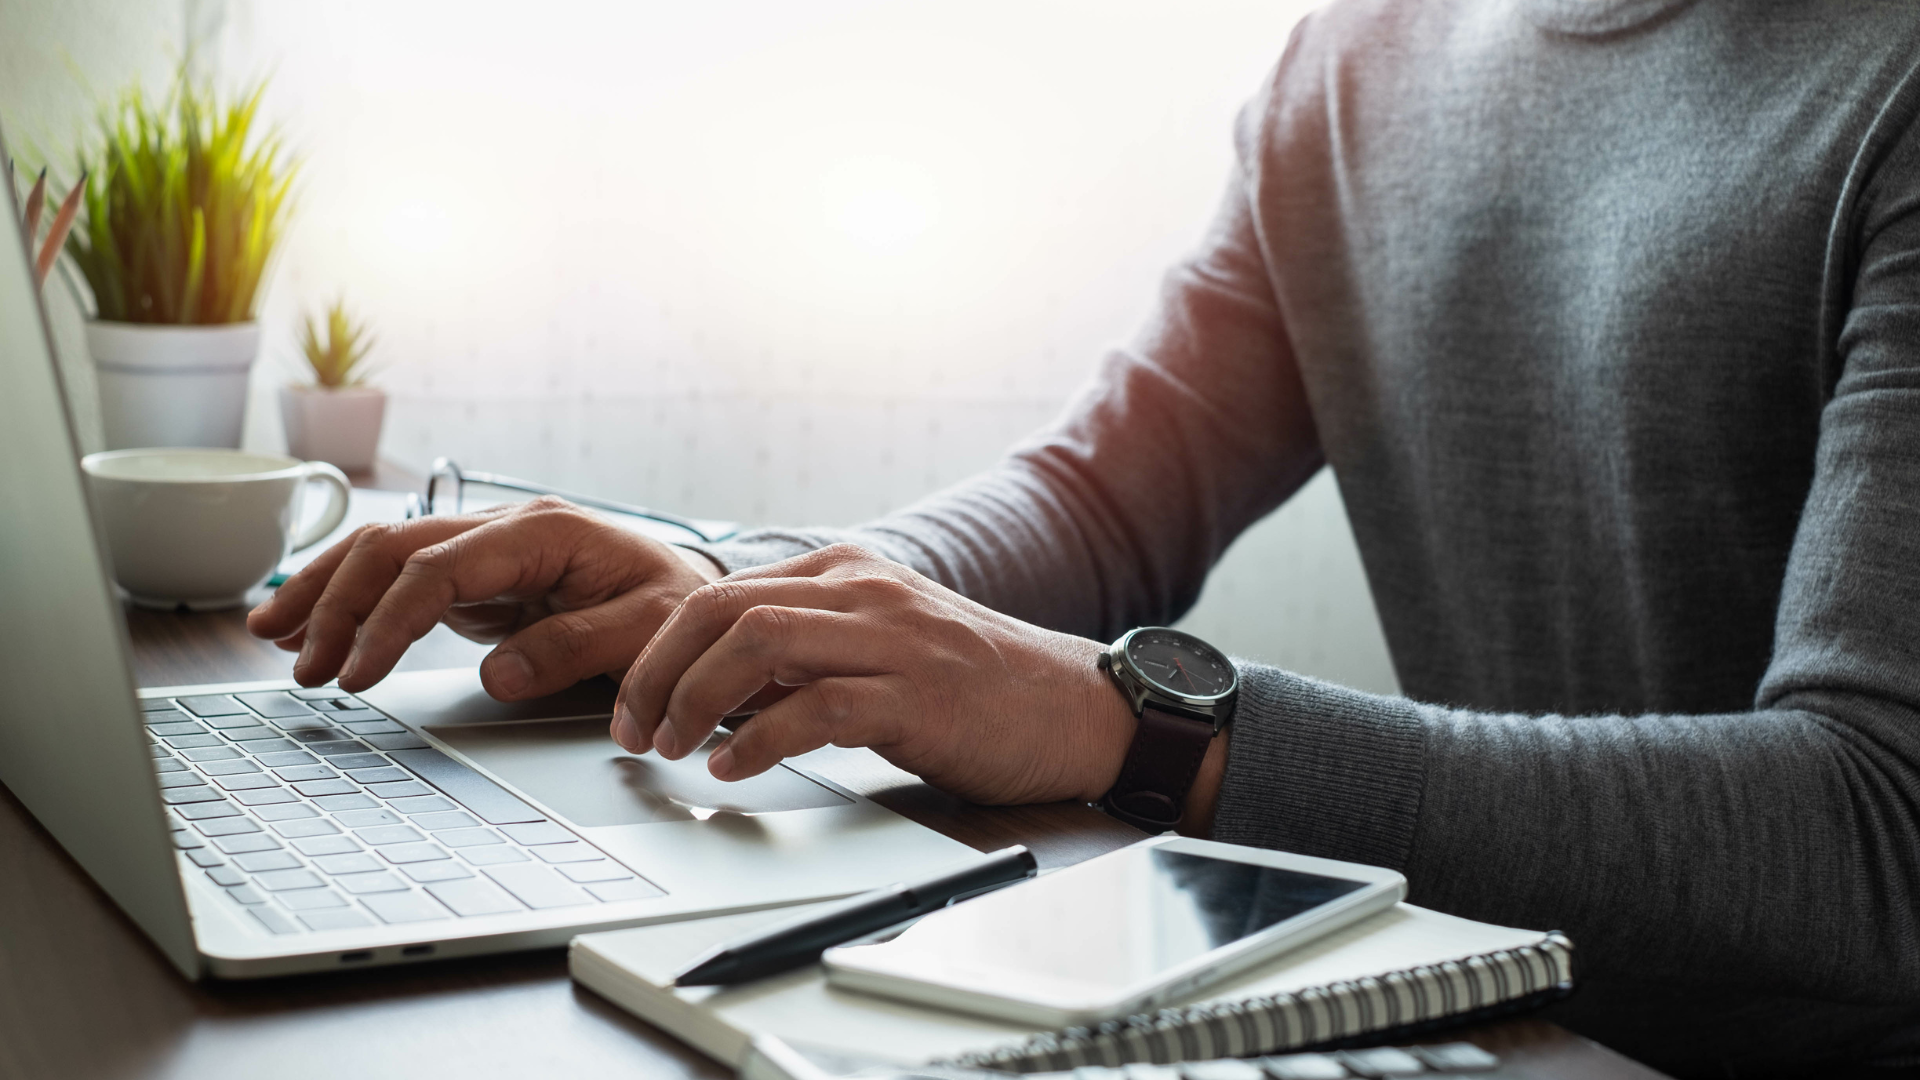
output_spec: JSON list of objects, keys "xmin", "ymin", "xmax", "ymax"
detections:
[{"xmin": 1100, "ymin": 705, "xmax": 1217, "ymax": 832}]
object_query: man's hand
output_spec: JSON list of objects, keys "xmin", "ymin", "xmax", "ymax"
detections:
[
  {"xmin": 611, "ymin": 544, "xmax": 1141, "ymax": 806},
  {"xmin": 246, "ymin": 496, "xmax": 722, "ymax": 699}
]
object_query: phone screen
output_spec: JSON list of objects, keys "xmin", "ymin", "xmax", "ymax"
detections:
[{"xmin": 839, "ymin": 846, "xmax": 1369, "ymax": 996}]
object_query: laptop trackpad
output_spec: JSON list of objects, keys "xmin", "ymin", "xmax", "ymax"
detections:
[{"xmin": 426, "ymin": 718, "xmax": 850, "ymax": 826}]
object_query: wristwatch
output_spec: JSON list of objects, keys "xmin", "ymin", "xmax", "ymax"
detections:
[{"xmin": 1096, "ymin": 627, "xmax": 1238, "ymax": 832}]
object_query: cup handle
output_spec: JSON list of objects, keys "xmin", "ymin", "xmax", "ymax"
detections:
[{"xmin": 290, "ymin": 462, "xmax": 353, "ymax": 553}]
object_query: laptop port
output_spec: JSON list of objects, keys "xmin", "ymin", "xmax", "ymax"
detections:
[
  {"xmin": 401, "ymin": 944, "xmax": 435, "ymax": 957},
  {"xmin": 339, "ymin": 951, "xmax": 373, "ymax": 963}
]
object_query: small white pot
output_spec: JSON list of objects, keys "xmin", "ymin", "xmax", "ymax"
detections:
[
  {"xmin": 88, "ymin": 321, "xmax": 260, "ymax": 450},
  {"xmin": 280, "ymin": 385, "xmax": 388, "ymax": 473}
]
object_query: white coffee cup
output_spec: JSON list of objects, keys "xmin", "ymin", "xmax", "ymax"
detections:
[{"xmin": 80, "ymin": 448, "xmax": 352, "ymax": 610}]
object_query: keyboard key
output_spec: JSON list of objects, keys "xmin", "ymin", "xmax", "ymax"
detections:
[
  {"xmin": 344, "ymin": 766, "xmax": 411, "ymax": 784},
  {"xmin": 1412, "ymin": 1044, "xmax": 1501, "ymax": 1073},
  {"xmin": 180, "ymin": 745, "xmax": 243, "ymax": 762},
  {"xmin": 412, "ymin": 811, "xmax": 481, "ymax": 832},
  {"xmin": 238, "ymin": 738, "xmax": 299, "ymax": 756},
  {"xmin": 178, "ymin": 694, "xmax": 248, "ymax": 716},
  {"xmin": 533, "ymin": 842, "xmax": 601, "ymax": 864},
  {"xmin": 356, "ymin": 825, "xmax": 424, "ymax": 846},
  {"xmin": 361, "ymin": 891, "xmax": 452, "ymax": 924},
  {"xmin": 336, "ymin": 871, "xmax": 411, "ymax": 894},
  {"xmin": 299, "ymin": 909, "xmax": 374, "ymax": 931},
  {"xmin": 459, "ymin": 846, "xmax": 529, "ymax": 866},
  {"xmin": 585, "ymin": 877, "xmax": 665, "ymax": 902},
  {"xmin": 153, "ymin": 757, "xmax": 189, "ymax": 773},
  {"xmin": 366, "ymin": 780, "xmax": 434, "ymax": 799},
  {"xmin": 388, "ymin": 795, "xmax": 457, "ymax": 815},
  {"xmin": 379, "ymin": 842, "xmax": 450, "ymax": 864},
  {"xmin": 311, "ymin": 740, "xmax": 372, "ymax": 757},
  {"xmin": 273, "ymin": 714, "xmax": 335, "ymax": 731},
  {"xmin": 221, "ymin": 726, "xmax": 283, "ymax": 742},
  {"xmin": 436, "ymin": 828, "xmax": 503, "ymax": 848},
  {"xmin": 291, "ymin": 686, "xmax": 348, "ymax": 700},
  {"xmin": 235, "ymin": 691, "xmax": 314, "ymax": 718},
  {"xmin": 255, "ymin": 750, "xmax": 319, "ymax": 767},
  {"xmin": 499, "ymin": 821, "xmax": 571, "ymax": 846},
  {"xmin": 175, "ymin": 800, "xmax": 241, "ymax": 820},
  {"xmin": 425, "ymin": 878, "xmax": 522, "ymax": 917},
  {"xmin": 254, "ymin": 868, "xmax": 325, "ymax": 892},
  {"xmin": 558, "ymin": 861, "xmax": 634, "ymax": 883},
  {"xmin": 325, "ymin": 753, "xmax": 389, "ymax": 771},
  {"xmin": 328, "ymin": 709, "xmax": 381, "ymax": 723},
  {"xmin": 386, "ymin": 748, "xmax": 548, "ymax": 824},
  {"xmin": 1184, "ymin": 1062, "xmax": 1265, "ymax": 1080},
  {"xmin": 147, "ymin": 720, "xmax": 206, "ymax": 737},
  {"xmin": 206, "ymin": 866, "xmax": 247, "ymax": 887},
  {"xmin": 234, "ymin": 851, "xmax": 302, "ymax": 872},
  {"xmin": 293, "ymin": 835, "xmax": 363, "ymax": 856},
  {"xmin": 161, "ymin": 786, "xmax": 224, "ymax": 805},
  {"xmin": 199, "ymin": 758, "xmax": 262, "ymax": 777},
  {"xmin": 185, "ymin": 848, "xmax": 226, "ymax": 868},
  {"xmin": 252, "ymin": 803, "xmax": 319, "ymax": 822},
  {"xmin": 234, "ymin": 788, "xmax": 298, "ymax": 806},
  {"xmin": 343, "ymin": 719, "xmax": 407, "ymax": 736},
  {"xmin": 1338, "ymin": 1048, "xmax": 1426, "ymax": 1078},
  {"xmin": 292, "ymin": 779, "xmax": 359, "ymax": 797},
  {"xmin": 201, "ymin": 713, "xmax": 269, "ymax": 731},
  {"xmin": 362, "ymin": 732, "xmax": 431, "ymax": 751},
  {"xmin": 312, "ymin": 793, "xmax": 380, "ymax": 812},
  {"xmin": 140, "ymin": 698, "xmax": 180, "ymax": 712},
  {"xmin": 332, "ymin": 808, "xmax": 401, "ymax": 828},
  {"xmin": 272, "ymin": 818, "xmax": 341, "ymax": 839},
  {"xmin": 149, "ymin": 744, "xmax": 172, "ymax": 758},
  {"xmin": 214, "ymin": 834, "xmax": 283, "ymax": 854},
  {"xmin": 156, "ymin": 771, "xmax": 206, "ymax": 789},
  {"xmin": 311, "ymin": 852, "xmax": 383, "ymax": 875},
  {"xmin": 249, "ymin": 907, "xmax": 299, "ymax": 934},
  {"xmin": 194, "ymin": 817, "xmax": 262, "ymax": 837},
  {"xmin": 227, "ymin": 884, "xmax": 267, "ymax": 905},
  {"xmin": 279, "ymin": 888, "xmax": 348, "ymax": 911},
  {"xmin": 215, "ymin": 773, "xmax": 282, "ymax": 791},
  {"xmin": 170, "ymin": 829, "xmax": 203, "ymax": 849},
  {"xmin": 287, "ymin": 728, "xmax": 345, "ymax": 744},
  {"xmin": 482, "ymin": 863, "xmax": 593, "ymax": 909},
  {"xmin": 274, "ymin": 765, "xmax": 338, "ymax": 782},
  {"xmin": 402, "ymin": 861, "xmax": 473, "ymax": 883},
  {"xmin": 164, "ymin": 734, "xmax": 222, "ymax": 749}
]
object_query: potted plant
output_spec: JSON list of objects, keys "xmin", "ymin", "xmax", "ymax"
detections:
[
  {"xmin": 65, "ymin": 70, "xmax": 296, "ymax": 449},
  {"xmin": 281, "ymin": 299, "xmax": 384, "ymax": 472}
]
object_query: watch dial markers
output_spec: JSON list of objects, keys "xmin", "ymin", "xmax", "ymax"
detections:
[{"xmin": 1126, "ymin": 630, "xmax": 1233, "ymax": 697}]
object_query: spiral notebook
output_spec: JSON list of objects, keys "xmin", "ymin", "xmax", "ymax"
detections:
[{"xmin": 569, "ymin": 900, "xmax": 1574, "ymax": 1077}]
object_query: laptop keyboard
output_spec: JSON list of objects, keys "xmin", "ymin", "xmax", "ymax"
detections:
[{"xmin": 143, "ymin": 688, "xmax": 665, "ymax": 936}]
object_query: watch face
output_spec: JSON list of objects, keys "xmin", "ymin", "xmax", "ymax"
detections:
[{"xmin": 1124, "ymin": 629, "xmax": 1235, "ymax": 699}]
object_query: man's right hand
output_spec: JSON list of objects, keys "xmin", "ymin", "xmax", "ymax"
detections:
[{"xmin": 245, "ymin": 496, "xmax": 722, "ymax": 700}]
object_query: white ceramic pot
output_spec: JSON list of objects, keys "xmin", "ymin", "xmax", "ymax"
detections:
[
  {"xmin": 87, "ymin": 321, "xmax": 261, "ymax": 450},
  {"xmin": 280, "ymin": 385, "xmax": 388, "ymax": 473}
]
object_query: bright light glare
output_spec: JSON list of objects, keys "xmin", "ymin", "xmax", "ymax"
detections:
[
  {"xmin": 382, "ymin": 198, "xmax": 455, "ymax": 257},
  {"xmin": 819, "ymin": 156, "xmax": 940, "ymax": 253}
]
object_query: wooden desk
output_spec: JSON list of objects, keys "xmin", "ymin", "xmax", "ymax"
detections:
[{"xmin": 0, "ymin": 604, "xmax": 1669, "ymax": 1080}]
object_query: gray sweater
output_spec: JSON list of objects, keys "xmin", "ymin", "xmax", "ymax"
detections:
[{"xmin": 698, "ymin": 0, "xmax": 1920, "ymax": 1071}]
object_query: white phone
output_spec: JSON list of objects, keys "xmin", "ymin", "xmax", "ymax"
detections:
[{"xmin": 821, "ymin": 836, "xmax": 1406, "ymax": 1028}]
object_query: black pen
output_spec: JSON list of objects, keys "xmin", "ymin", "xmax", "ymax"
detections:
[{"xmin": 672, "ymin": 845, "xmax": 1039, "ymax": 987}]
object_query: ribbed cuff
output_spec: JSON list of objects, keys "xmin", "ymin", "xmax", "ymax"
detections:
[{"xmin": 1212, "ymin": 663, "xmax": 1427, "ymax": 872}]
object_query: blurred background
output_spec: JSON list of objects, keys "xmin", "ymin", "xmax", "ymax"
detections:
[{"xmin": 1, "ymin": 0, "xmax": 1398, "ymax": 694}]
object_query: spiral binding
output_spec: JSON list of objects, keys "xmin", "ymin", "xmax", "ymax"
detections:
[{"xmin": 944, "ymin": 932, "xmax": 1575, "ymax": 1073}]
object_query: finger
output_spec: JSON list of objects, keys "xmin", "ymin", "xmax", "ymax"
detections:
[
  {"xmin": 339, "ymin": 510, "xmax": 597, "ymax": 691},
  {"xmin": 614, "ymin": 576, "xmax": 882, "ymax": 756},
  {"xmin": 659, "ymin": 606, "xmax": 896, "ymax": 758},
  {"xmin": 709, "ymin": 675, "xmax": 911, "ymax": 780},
  {"xmin": 295, "ymin": 519, "xmax": 498, "ymax": 686},
  {"xmin": 248, "ymin": 512, "xmax": 499, "ymax": 641},
  {"xmin": 481, "ymin": 585, "xmax": 679, "ymax": 701}
]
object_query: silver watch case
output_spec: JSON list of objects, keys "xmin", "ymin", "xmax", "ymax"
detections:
[{"xmin": 1097, "ymin": 626, "xmax": 1239, "ymax": 732}]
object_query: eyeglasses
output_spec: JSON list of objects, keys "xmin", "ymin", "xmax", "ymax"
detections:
[{"xmin": 407, "ymin": 458, "xmax": 737, "ymax": 545}]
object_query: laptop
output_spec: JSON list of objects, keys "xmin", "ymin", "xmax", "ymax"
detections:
[{"xmin": 0, "ymin": 160, "xmax": 976, "ymax": 979}]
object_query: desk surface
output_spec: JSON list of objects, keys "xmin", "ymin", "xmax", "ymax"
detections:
[{"xmin": 0, "ymin": 602, "xmax": 1669, "ymax": 1080}]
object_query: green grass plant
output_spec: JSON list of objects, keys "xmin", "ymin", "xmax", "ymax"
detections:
[
  {"xmin": 65, "ymin": 67, "xmax": 295, "ymax": 324},
  {"xmin": 299, "ymin": 299, "xmax": 376, "ymax": 388}
]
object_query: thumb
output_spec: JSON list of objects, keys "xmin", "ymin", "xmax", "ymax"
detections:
[{"xmin": 481, "ymin": 587, "xmax": 676, "ymax": 701}]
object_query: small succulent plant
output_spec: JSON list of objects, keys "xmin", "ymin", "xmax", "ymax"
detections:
[{"xmin": 298, "ymin": 299, "xmax": 376, "ymax": 388}]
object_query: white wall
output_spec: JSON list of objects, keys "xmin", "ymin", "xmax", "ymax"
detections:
[{"xmin": 14, "ymin": 0, "xmax": 1401, "ymax": 695}]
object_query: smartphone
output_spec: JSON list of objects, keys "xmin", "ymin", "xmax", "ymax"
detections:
[{"xmin": 821, "ymin": 836, "xmax": 1406, "ymax": 1028}]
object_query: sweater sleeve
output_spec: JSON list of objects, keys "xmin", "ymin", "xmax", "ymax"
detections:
[
  {"xmin": 693, "ymin": 81, "xmax": 1324, "ymax": 641},
  {"xmin": 1215, "ymin": 97, "xmax": 1920, "ymax": 1067}
]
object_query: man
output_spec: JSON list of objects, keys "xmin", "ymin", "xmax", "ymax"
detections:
[{"xmin": 248, "ymin": 0, "xmax": 1920, "ymax": 1073}]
